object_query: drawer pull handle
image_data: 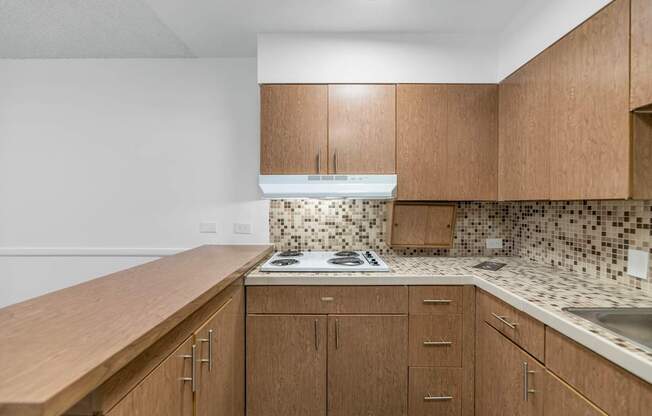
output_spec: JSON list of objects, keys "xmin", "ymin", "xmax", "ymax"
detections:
[
  {"xmin": 424, "ymin": 394, "xmax": 453, "ymax": 401},
  {"xmin": 491, "ymin": 312, "xmax": 518, "ymax": 330},
  {"xmin": 423, "ymin": 299, "xmax": 452, "ymax": 304},
  {"xmin": 423, "ymin": 340, "xmax": 452, "ymax": 346},
  {"xmin": 321, "ymin": 296, "xmax": 334, "ymax": 302}
]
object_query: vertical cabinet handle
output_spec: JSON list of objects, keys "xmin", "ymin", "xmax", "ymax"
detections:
[
  {"xmin": 522, "ymin": 362, "xmax": 536, "ymax": 401},
  {"xmin": 335, "ymin": 319, "xmax": 340, "ymax": 349},
  {"xmin": 314, "ymin": 320, "xmax": 319, "ymax": 350},
  {"xmin": 333, "ymin": 150, "xmax": 338, "ymax": 173},
  {"xmin": 317, "ymin": 150, "xmax": 321, "ymax": 173},
  {"xmin": 198, "ymin": 329, "xmax": 213, "ymax": 372},
  {"xmin": 179, "ymin": 345, "xmax": 198, "ymax": 392}
]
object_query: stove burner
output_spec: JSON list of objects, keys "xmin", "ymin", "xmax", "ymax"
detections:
[
  {"xmin": 271, "ymin": 258, "xmax": 300, "ymax": 266},
  {"xmin": 278, "ymin": 250, "xmax": 303, "ymax": 257},
  {"xmin": 327, "ymin": 257, "xmax": 364, "ymax": 266},
  {"xmin": 334, "ymin": 251, "xmax": 359, "ymax": 257}
]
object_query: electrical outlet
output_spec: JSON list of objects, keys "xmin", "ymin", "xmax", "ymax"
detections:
[
  {"xmin": 486, "ymin": 238, "xmax": 503, "ymax": 249},
  {"xmin": 628, "ymin": 249, "xmax": 649, "ymax": 280},
  {"xmin": 199, "ymin": 222, "xmax": 217, "ymax": 233},
  {"xmin": 233, "ymin": 223, "xmax": 252, "ymax": 235}
]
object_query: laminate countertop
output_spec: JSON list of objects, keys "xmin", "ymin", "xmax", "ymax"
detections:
[
  {"xmin": 0, "ymin": 244, "xmax": 272, "ymax": 416},
  {"xmin": 246, "ymin": 255, "xmax": 652, "ymax": 384}
]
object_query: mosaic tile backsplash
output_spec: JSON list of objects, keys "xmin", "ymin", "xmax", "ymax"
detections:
[{"xmin": 269, "ymin": 199, "xmax": 652, "ymax": 292}]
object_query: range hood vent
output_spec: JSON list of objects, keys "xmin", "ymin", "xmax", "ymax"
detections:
[{"xmin": 259, "ymin": 175, "xmax": 397, "ymax": 199}]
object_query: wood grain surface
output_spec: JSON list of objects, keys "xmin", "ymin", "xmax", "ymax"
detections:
[
  {"xmin": 409, "ymin": 314, "xmax": 462, "ymax": 367},
  {"xmin": 409, "ymin": 367, "xmax": 462, "ymax": 416},
  {"xmin": 631, "ymin": 0, "xmax": 652, "ymax": 110},
  {"xmin": 543, "ymin": 370, "xmax": 606, "ymax": 416},
  {"xmin": 260, "ymin": 84, "xmax": 328, "ymax": 174},
  {"xmin": 0, "ymin": 244, "xmax": 271, "ymax": 416}
]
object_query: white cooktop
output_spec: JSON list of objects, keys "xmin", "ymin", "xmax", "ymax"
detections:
[{"xmin": 260, "ymin": 250, "xmax": 389, "ymax": 272}]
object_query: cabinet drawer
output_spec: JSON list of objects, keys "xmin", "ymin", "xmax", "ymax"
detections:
[
  {"xmin": 409, "ymin": 286, "xmax": 463, "ymax": 314},
  {"xmin": 409, "ymin": 315, "xmax": 462, "ymax": 367},
  {"xmin": 246, "ymin": 286, "xmax": 408, "ymax": 314},
  {"xmin": 477, "ymin": 290, "xmax": 544, "ymax": 361},
  {"xmin": 409, "ymin": 368, "xmax": 461, "ymax": 416}
]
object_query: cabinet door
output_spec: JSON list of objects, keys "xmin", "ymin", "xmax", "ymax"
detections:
[
  {"xmin": 328, "ymin": 84, "xmax": 396, "ymax": 174},
  {"xmin": 246, "ymin": 315, "xmax": 327, "ymax": 416},
  {"xmin": 549, "ymin": 0, "xmax": 630, "ymax": 199},
  {"xmin": 397, "ymin": 84, "xmax": 449, "ymax": 200},
  {"xmin": 498, "ymin": 52, "xmax": 551, "ymax": 201},
  {"xmin": 106, "ymin": 338, "xmax": 194, "ymax": 416},
  {"xmin": 447, "ymin": 85, "xmax": 498, "ymax": 200},
  {"xmin": 195, "ymin": 290, "xmax": 244, "ymax": 416},
  {"xmin": 390, "ymin": 204, "xmax": 455, "ymax": 247},
  {"xmin": 631, "ymin": 0, "xmax": 652, "ymax": 110},
  {"xmin": 260, "ymin": 85, "xmax": 328, "ymax": 174},
  {"xmin": 544, "ymin": 370, "xmax": 606, "ymax": 416},
  {"xmin": 476, "ymin": 322, "xmax": 544, "ymax": 416},
  {"xmin": 327, "ymin": 315, "xmax": 408, "ymax": 416}
]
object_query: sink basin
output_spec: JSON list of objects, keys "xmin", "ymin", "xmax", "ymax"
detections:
[{"xmin": 563, "ymin": 307, "xmax": 652, "ymax": 350}]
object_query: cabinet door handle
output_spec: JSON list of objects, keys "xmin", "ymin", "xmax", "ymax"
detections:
[
  {"xmin": 424, "ymin": 394, "xmax": 453, "ymax": 401},
  {"xmin": 423, "ymin": 299, "xmax": 452, "ymax": 304},
  {"xmin": 333, "ymin": 150, "xmax": 338, "ymax": 173},
  {"xmin": 522, "ymin": 362, "xmax": 536, "ymax": 401},
  {"xmin": 423, "ymin": 340, "xmax": 452, "ymax": 346},
  {"xmin": 314, "ymin": 320, "xmax": 319, "ymax": 350},
  {"xmin": 335, "ymin": 319, "xmax": 340, "ymax": 349},
  {"xmin": 198, "ymin": 329, "xmax": 213, "ymax": 371},
  {"xmin": 492, "ymin": 312, "xmax": 518, "ymax": 330},
  {"xmin": 317, "ymin": 150, "xmax": 321, "ymax": 173},
  {"xmin": 179, "ymin": 344, "xmax": 197, "ymax": 392}
]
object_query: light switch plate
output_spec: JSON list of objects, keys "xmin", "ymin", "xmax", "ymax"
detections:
[
  {"xmin": 628, "ymin": 249, "xmax": 649, "ymax": 280},
  {"xmin": 486, "ymin": 238, "xmax": 503, "ymax": 249},
  {"xmin": 199, "ymin": 222, "xmax": 217, "ymax": 234},
  {"xmin": 233, "ymin": 223, "xmax": 252, "ymax": 235}
]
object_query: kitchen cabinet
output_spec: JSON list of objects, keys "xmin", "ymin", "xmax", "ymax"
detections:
[
  {"xmin": 498, "ymin": 52, "xmax": 551, "ymax": 201},
  {"xmin": 260, "ymin": 84, "xmax": 328, "ymax": 174},
  {"xmin": 409, "ymin": 368, "xmax": 462, "ymax": 416},
  {"xmin": 476, "ymin": 322, "xmax": 545, "ymax": 416},
  {"xmin": 631, "ymin": 0, "xmax": 652, "ymax": 110},
  {"xmin": 543, "ymin": 370, "xmax": 606, "ymax": 416},
  {"xmin": 327, "ymin": 315, "xmax": 408, "ymax": 416},
  {"xmin": 328, "ymin": 84, "xmax": 396, "ymax": 174},
  {"xmin": 396, "ymin": 84, "xmax": 498, "ymax": 200},
  {"xmin": 387, "ymin": 202, "xmax": 456, "ymax": 248},
  {"xmin": 548, "ymin": 0, "xmax": 630, "ymax": 200},
  {"xmin": 106, "ymin": 337, "xmax": 194, "ymax": 416},
  {"xmin": 246, "ymin": 315, "xmax": 328, "ymax": 416},
  {"xmin": 195, "ymin": 294, "xmax": 244, "ymax": 416}
]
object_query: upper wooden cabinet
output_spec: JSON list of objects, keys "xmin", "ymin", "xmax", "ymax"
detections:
[
  {"xmin": 631, "ymin": 0, "xmax": 652, "ymax": 110},
  {"xmin": 548, "ymin": 0, "xmax": 630, "ymax": 200},
  {"xmin": 499, "ymin": 52, "xmax": 551, "ymax": 201},
  {"xmin": 260, "ymin": 85, "xmax": 328, "ymax": 174},
  {"xmin": 328, "ymin": 84, "xmax": 396, "ymax": 174},
  {"xmin": 397, "ymin": 84, "xmax": 498, "ymax": 200}
]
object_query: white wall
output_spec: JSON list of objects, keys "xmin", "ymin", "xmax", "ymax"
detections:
[
  {"xmin": 497, "ymin": 0, "xmax": 612, "ymax": 80},
  {"xmin": 0, "ymin": 58, "xmax": 268, "ymax": 307},
  {"xmin": 257, "ymin": 33, "xmax": 500, "ymax": 84}
]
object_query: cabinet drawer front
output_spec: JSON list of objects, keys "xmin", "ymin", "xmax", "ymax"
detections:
[
  {"xmin": 409, "ymin": 315, "xmax": 462, "ymax": 367},
  {"xmin": 409, "ymin": 367, "xmax": 461, "ymax": 416},
  {"xmin": 477, "ymin": 290, "xmax": 544, "ymax": 361},
  {"xmin": 246, "ymin": 286, "xmax": 408, "ymax": 314},
  {"xmin": 409, "ymin": 286, "xmax": 463, "ymax": 314},
  {"xmin": 546, "ymin": 328, "xmax": 652, "ymax": 416}
]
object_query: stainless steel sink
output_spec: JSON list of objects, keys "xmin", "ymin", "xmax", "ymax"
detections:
[{"xmin": 563, "ymin": 307, "xmax": 652, "ymax": 350}]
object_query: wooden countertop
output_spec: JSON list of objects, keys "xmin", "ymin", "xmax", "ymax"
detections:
[{"xmin": 0, "ymin": 244, "xmax": 272, "ymax": 416}]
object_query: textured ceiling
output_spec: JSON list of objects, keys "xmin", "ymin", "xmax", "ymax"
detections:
[{"xmin": 0, "ymin": 0, "xmax": 529, "ymax": 58}]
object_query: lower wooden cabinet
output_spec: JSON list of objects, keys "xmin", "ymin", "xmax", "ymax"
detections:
[
  {"xmin": 327, "ymin": 315, "xmax": 408, "ymax": 416},
  {"xmin": 544, "ymin": 370, "xmax": 606, "ymax": 416},
  {"xmin": 106, "ymin": 337, "xmax": 194, "ymax": 416},
  {"xmin": 476, "ymin": 322, "xmax": 544, "ymax": 416},
  {"xmin": 246, "ymin": 315, "xmax": 328, "ymax": 416}
]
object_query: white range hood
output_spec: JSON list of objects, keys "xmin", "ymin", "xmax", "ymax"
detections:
[{"xmin": 259, "ymin": 175, "xmax": 397, "ymax": 199}]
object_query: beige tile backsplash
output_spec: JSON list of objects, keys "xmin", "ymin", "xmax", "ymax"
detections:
[{"xmin": 269, "ymin": 199, "xmax": 652, "ymax": 293}]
